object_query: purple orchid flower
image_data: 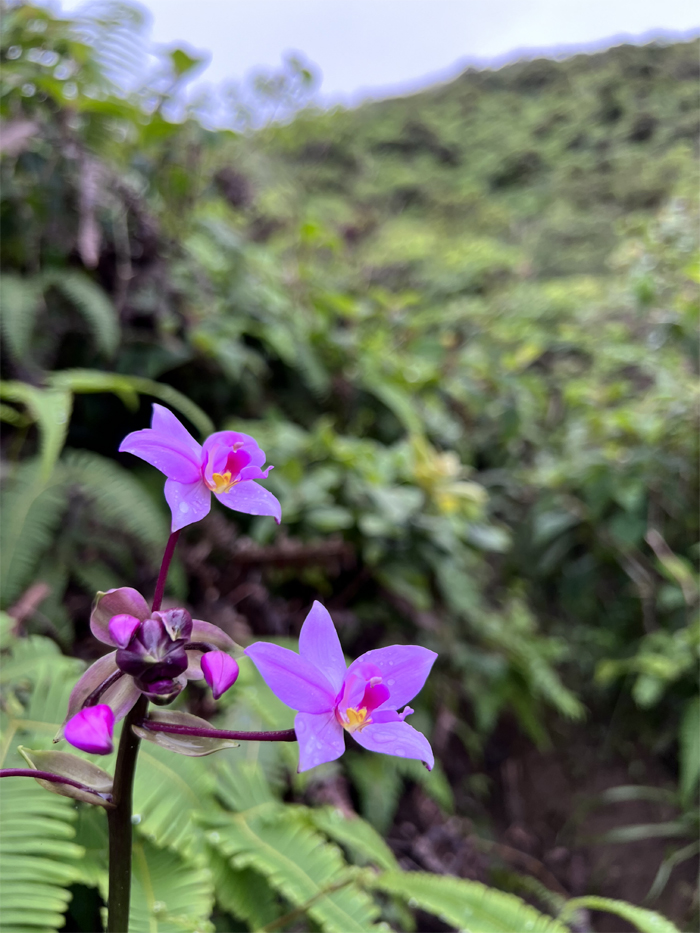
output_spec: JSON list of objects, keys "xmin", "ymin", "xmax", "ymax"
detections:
[
  {"xmin": 119, "ymin": 404, "xmax": 281, "ymax": 532},
  {"xmin": 245, "ymin": 602, "xmax": 437, "ymax": 772},
  {"xmin": 57, "ymin": 587, "xmax": 240, "ymax": 753}
]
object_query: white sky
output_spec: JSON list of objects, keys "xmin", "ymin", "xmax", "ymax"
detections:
[{"xmin": 47, "ymin": 0, "xmax": 700, "ymax": 105}]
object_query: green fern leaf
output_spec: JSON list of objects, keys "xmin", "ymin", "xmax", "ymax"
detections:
[
  {"xmin": 120, "ymin": 840, "xmax": 215, "ymax": 933},
  {"xmin": 132, "ymin": 741, "xmax": 219, "ymax": 854},
  {"xmin": 0, "ymin": 777, "xmax": 83, "ymax": 933},
  {"xmin": 370, "ymin": 871, "xmax": 569, "ymax": 933},
  {"xmin": 207, "ymin": 848, "xmax": 282, "ymax": 930},
  {"xmin": 61, "ymin": 449, "xmax": 168, "ymax": 551},
  {"xmin": 308, "ymin": 805, "xmax": 399, "ymax": 871},
  {"xmin": 559, "ymin": 897, "xmax": 680, "ymax": 933},
  {"xmin": 0, "ymin": 274, "xmax": 43, "ymax": 359},
  {"xmin": 0, "ymin": 383, "xmax": 73, "ymax": 479},
  {"xmin": 48, "ymin": 369, "xmax": 215, "ymax": 436},
  {"xmin": 43, "ymin": 269, "xmax": 120, "ymax": 356},
  {"xmin": 201, "ymin": 805, "xmax": 382, "ymax": 932},
  {"xmin": 0, "ymin": 461, "xmax": 67, "ymax": 607}
]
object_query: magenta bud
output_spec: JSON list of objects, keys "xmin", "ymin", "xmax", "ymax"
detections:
[
  {"xmin": 201, "ymin": 652, "xmax": 239, "ymax": 700},
  {"xmin": 108, "ymin": 613, "xmax": 141, "ymax": 647},
  {"xmin": 64, "ymin": 705, "xmax": 115, "ymax": 755}
]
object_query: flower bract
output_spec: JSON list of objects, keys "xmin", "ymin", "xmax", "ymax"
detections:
[
  {"xmin": 201, "ymin": 651, "xmax": 239, "ymax": 700},
  {"xmin": 119, "ymin": 404, "xmax": 281, "ymax": 532},
  {"xmin": 245, "ymin": 601, "xmax": 436, "ymax": 772}
]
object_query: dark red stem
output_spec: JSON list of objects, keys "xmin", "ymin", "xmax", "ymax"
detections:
[
  {"xmin": 137, "ymin": 720, "xmax": 297, "ymax": 742},
  {"xmin": 85, "ymin": 669, "xmax": 125, "ymax": 707},
  {"xmin": 0, "ymin": 768, "xmax": 113, "ymax": 800},
  {"xmin": 151, "ymin": 529, "xmax": 180, "ymax": 612}
]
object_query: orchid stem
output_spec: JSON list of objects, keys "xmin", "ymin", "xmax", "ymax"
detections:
[
  {"xmin": 107, "ymin": 694, "xmax": 147, "ymax": 932},
  {"xmin": 137, "ymin": 720, "xmax": 297, "ymax": 742},
  {"xmin": 107, "ymin": 529, "xmax": 181, "ymax": 931},
  {"xmin": 152, "ymin": 530, "xmax": 180, "ymax": 613}
]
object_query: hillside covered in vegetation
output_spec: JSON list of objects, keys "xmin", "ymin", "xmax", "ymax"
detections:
[{"xmin": 1, "ymin": 3, "xmax": 698, "ymax": 931}]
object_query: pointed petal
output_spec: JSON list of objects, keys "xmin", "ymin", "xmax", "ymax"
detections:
[
  {"xmin": 352, "ymin": 720, "xmax": 434, "ymax": 771},
  {"xmin": 298, "ymin": 602, "xmax": 346, "ymax": 695},
  {"xmin": 150, "ymin": 404, "xmax": 202, "ymax": 459},
  {"xmin": 119, "ymin": 429, "xmax": 202, "ymax": 483},
  {"xmin": 295, "ymin": 711, "xmax": 345, "ymax": 772},
  {"xmin": 215, "ymin": 481, "xmax": 281, "ymax": 524},
  {"xmin": 346, "ymin": 645, "xmax": 437, "ymax": 711},
  {"xmin": 165, "ymin": 478, "xmax": 211, "ymax": 532},
  {"xmin": 245, "ymin": 642, "xmax": 335, "ymax": 713},
  {"xmin": 91, "ymin": 588, "xmax": 150, "ymax": 645}
]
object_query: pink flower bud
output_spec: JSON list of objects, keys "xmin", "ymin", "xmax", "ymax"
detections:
[
  {"xmin": 108, "ymin": 613, "xmax": 141, "ymax": 647},
  {"xmin": 201, "ymin": 652, "xmax": 239, "ymax": 700},
  {"xmin": 64, "ymin": 705, "xmax": 115, "ymax": 755}
]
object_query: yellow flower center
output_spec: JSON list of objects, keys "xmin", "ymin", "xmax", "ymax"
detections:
[
  {"xmin": 207, "ymin": 471, "xmax": 238, "ymax": 494},
  {"xmin": 342, "ymin": 706, "xmax": 370, "ymax": 733}
]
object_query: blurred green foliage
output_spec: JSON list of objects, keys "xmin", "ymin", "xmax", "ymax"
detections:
[{"xmin": 0, "ymin": 2, "xmax": 698, "ymax": 930}]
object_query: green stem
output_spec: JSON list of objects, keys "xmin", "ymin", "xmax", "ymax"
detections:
[{"xmin": 106, "ymin": 695, "xmax": 147, "ymax": 932}]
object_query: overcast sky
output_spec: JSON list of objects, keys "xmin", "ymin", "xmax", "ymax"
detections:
[{"xmin": 48, "ymin": 0, "xmax": 700, "ymax": 105}]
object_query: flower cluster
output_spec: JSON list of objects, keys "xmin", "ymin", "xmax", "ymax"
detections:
[
  {"xmin": 57, "ymin": 406, "xmax": 436, "ymax": 775},
  {"xmin": 60, "ymin": 587, "xmax": 239, "ymax": 754}
]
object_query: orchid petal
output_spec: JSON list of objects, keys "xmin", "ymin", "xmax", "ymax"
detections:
[
  {"xmin": 298, "ymin": 601, "xmax": 346, "ymax": 695},
  {"xmin": 203, "ymin": 431, "xmax": 267, "ymax": 468},
  {"xmin": 352, "ymin": 720, "xmax": 434, "ymax": 771},
  {"xmin": 295, "ymin": 711, "xmax": 345, "ymax": 772},
  {"xmin": 150, "ymin": 404, "xmax": 202, "ymax": 460},
  {"xmin": 91, "ymin": 588, "xmax": 150, "ymax": 646},
  {"xmin": 164, "ymin": 478, "xmax": 211, "ymax": 532},
  {"xmin": 201, "ymin": 652, "xmax": 239, "ymax": 700},
  {"xmin": 119, "ymin": 429, "xmax": 202, "ymax": 483},
  {"xmin": 64, "ymin": 705, "xmax": 115, "ymax": 755},
  {"xmin": 346, "ymin": 645, "xmax": 437, "ymax": 711},
  {"xmin": 245, "ymin": 642, "xmax": 336, "ymax": 713},
  {"xmin": 372, "ymin": 706, "xmax": 413, "ymax": 724},
  {"xmin": 214, "ymin": 481, "xmax": 281, "ymax": 524}
]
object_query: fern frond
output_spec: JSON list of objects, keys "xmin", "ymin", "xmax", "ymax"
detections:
[
  {"xmin": 559, "ymin": 897, "xmax": 680, "ymax": 933},
  {"xmin": 0, "ymin": 776, "xmax": 83, "ymax": 933},
  {"xmin": 61, "ymin": 448, "xmax": 168, "ymax": 551},
  {"xmin": 0, "ymin": 383, "xmax": 73, "ymax": 479},
  {"xmin": 207, "ymin": 848, "xmax": 282, "ymax": 930},
  {"xmin": 307, "ymin": 805, "xmax": 399, "ymax": 871},
  {"xmin": 0, "ymin": 460, "xmax": 67, "ymax": 607},
  {"xmin": 201, "ymin": 805, "xmax": 382, "ymax": 932},
  {"xmin": 123, "ymin": 840, "xmax": 215, "ymax": 933},
  {"xmin": 0, "ymin": 273, "xmax": 43, "ymax": 359},
  {"xmin": 43, "ymin": 269, "xmax": 120, "ymax": 356},
  {"xmin": 370, "ymin": 870, "xmax": 569, "ymax": 933}
]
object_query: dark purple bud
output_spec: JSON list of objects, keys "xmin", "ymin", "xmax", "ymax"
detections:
[
  {"xmin": 116, "ymin": 615, "xmax": 188, "ymax": 683},
  {"xmin": 201, "ymin": 652, "xmax": 239, "ymax": 700},
  {"xmin": 152, "ymin": 608, "xmax": 193, "ymax": 642},
  {"xmin": 108, "ymin": 613, "xmax": 141, "ymax": 648},
  {"xmin": 64, "ymin": 705, "xmax": 115, "ymax": 755}
]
